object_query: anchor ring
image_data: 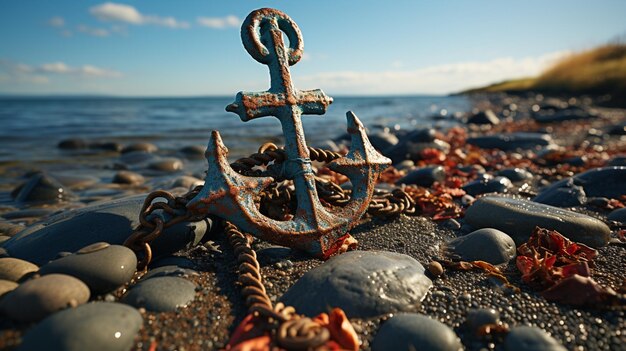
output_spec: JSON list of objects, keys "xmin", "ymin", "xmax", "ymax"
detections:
[{"xmin": 241, "ymin": 8, "xmax": 304, "ymax": 66}]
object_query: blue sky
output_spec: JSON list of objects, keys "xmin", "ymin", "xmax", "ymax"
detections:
[{"xmin": 0, "ymin": 0, "xmax": 624, "ymax": 96}]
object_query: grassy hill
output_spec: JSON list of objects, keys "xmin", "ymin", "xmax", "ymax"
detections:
[{"xmin": 462, "ymin": 43, "xmax": 626, "ymax": 106}]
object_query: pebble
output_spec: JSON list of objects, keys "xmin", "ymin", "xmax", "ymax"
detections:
[
  {"xmin": 504, "ymin": 325, "xmax": 567, "ymax": 351},
  {"xmin": 11, "ymin": 173, "xmax": 75, "ymax": 203},
  {"xmin": 141, "ymin": 265, "xmax": 198, "ymax": 280},
  {"xmin": 544, "ymin": 167, "xmax": 626, "ymax": 199},
  {"xmin": 497, "ymin": 168, "xmax": 533, "ymax": 182},
  {"xmin": 0, "ymin": 257, "xmax": 39, "ymax": 282},
  {"xmin": 533, "ymin": 178, "xmax": 587, "ymax": 207},
  {"xmin": 149, "ymin": 256, "xmax": 197, "ymax": 269},
  {"xmin": 171, "ymin": 175, "xmax": 203, "ymax": 189},
  {"xmin": 371, "ymin": 313, "xmax": 463, "ymax": 351},
  {"xmin": 90, "ymin": 141, "xmax": 123, "ymax": 152},
  {"xmin": 147, "ymin": 157, "xmax": 184, "ymax": 172},
  {"xmin": 607, "ymin": 123, "xmax": 626, "ymax": 135},
  {"xmin": 0, "ymin": 222, "xmax": 25, "ymax": 236},
  {"xmin": 385, "ymin": 128, "xmax": 450, "ymax": 164},
  {"xmin": 119, "ymin": 151, "xmax": 158, "ymax": 165},
  {"xmin": 179, "ymin": 145, "xmax": 206, "ymax": 158},
  {"xmin": 446, "ymin": 228, "xmax": 516, "ymax": 264},
  {"xmin": 0, "ymin": 279, "xmax": 18, "ymax": 296},
  {"xmin": 607, "ymin": 207, "xmax": 626, "ymax": 223},
  {"xmin": 18, "ymin": 302, "xmax": 143, "ymax": 351},
  {"xmin": 0, "ymin": 274, "xmax": 89, "ymax": 322},
  {"xmin": 280, "ymin": 250, "xmax": 432, "ymax": 318},
  {"xmin": 427, "ymin": 261, "xmax": 444, "ymax": 278},
  {"xmin": 467, "ymin": 109, "xmax": 500, "ymax": 125},
  {"xmin": 396, "ymin": 166, "xmax": 446, "ymax": 187},
  {"xmin": 2, "ymin": 195, "xmax": 210, "ymax": 265},
  {"xmin": 54, "ymin": 174, "xmax": 100, "ymax": 189},
  {"xmin": 257, "ymin": 246, "xmax": 293, "ymax": 264},
  {"xmin": 121, "ymin": 276, "xmax": 196, "ymax": 312},
  {"xmin": 607, "ymin": 156, "xmax": 626, "ymax": 167},
  {"xmin": 121, "ymin": 142, "xmax": 157, "ymax": 154},
  {"xmin": 112, "ymin": 170, "xmax": 145, "ymax": 185},
  {"xmin": 466, "ymin": 308, "xmax": 500, "ymax": 332},
  {"xmin": 465, "ymin": 195, "xmax": 610, "ymax": 247},
  {"xmin": 533, "ymin": 109, "xmax": 594, "ymax": 123},
  {"xmin": 466, "ymin": 133, "xmax": 554, "ymax": 151},
  {"xmin": 58, "ymin": 138, "xmax": 88, "ymax": 150},
  {"xmin": 39, "ymin": 243, "xmax": 136, "ymax": 294},
  {"xmin": 462, "ymin": 176, "xmax": 512, "ymax": 196},
  {"xmin": 368, "ymin": 131, "xmax": 399, "ymax": 152}
]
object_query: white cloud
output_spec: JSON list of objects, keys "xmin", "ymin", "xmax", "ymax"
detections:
[
  {"xmin": 296, "ymin": 51, "xmax": 570, "ymax": 94},
  {"xmin": 196, "ymin": 15, "xmax": 240, "ymax": 29},
  {"xmin": 78, "ymin": 25, "xmax": 110, "ymax": 37},
  {"xmin": 0, "ymin": 59, "xmax": 122, "ymax": 86},
  {"xmin": 90, "ymin": 2, "xmax": 189, "ymax": 29},
  {"xmin": 48, "ymin": 16, "xmax": 65, "ymax": 28},
  {"xmin": 38, "ymin": 61, "xmax": 122, "ymax": 77}
]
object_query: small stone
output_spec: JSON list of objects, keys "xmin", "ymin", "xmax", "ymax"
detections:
[
  {"xmin": 467, "ymin": 133, "xmax": 554, "ymax": 151},
  {"xmin": 18, "ymin": 302, "xmax": 143, "ymax": 351},
  {"xmin": 466, "ymin": 308, "xmax": 500, "ymax": 332},
  {"xmin": 179, "ymin": 145, "xmax": 206, "ymax": 158},
  {"xmin": 0, "ymin": 279, "xmax": 18, "ymax": 296},
  {"xmin": 465, "ymin": 195, "xmax": 610, "ymax": 247},
  {"xmin": 534, "ymin": 179, "xmax": 587, "ymax": 207},
  {"xmin": 608, "ymin": 207, "xmax": 626, "ymax": 223},
  {"xmin": 504, "ymin": 325, "xmax": 567, "ymax": 351},
  {"xmin": 112, "ymin": 171, "xmax": 145, "ymax": 185},
  {"xmin": 467, "ymin": 109, "xmax": 500, "ymax": 125},
  {"xmin": 497, "ymin": 168, "xmax": 533, "ymax": 182},
  {"xmin": 462, "ymin": 176, "xmax": 512, "ymax": 196},
  {"xmin": 0, "ymin": 274, "xmax": 89, "ymax": 322},
  {"xmin": 371, "ymin": 313, "xmax": 463, "ymax": 351},
  {"xmin": 11, "ymin": 173, "xmax": 75, "ymax": 203},
  {"xmin": 280, "ymin": 251, "xmax": 432, "ymax": 318},
  {"xmin": 148, "ymin": 158, "xmax": 184, "ymax": 172},
  {"xmin": 90, "ymin": 141, "xmax": 123, "ymax": 152},
  {"xmin": 441, "ymin": 218, "xmax": 461, "ymax": 231},
  {"xmin": 368, "ymin": 131, "xmax": 399, "ymax": 152},
  {"xmin": 607, "ymin": 156, "xmax": 626, "ymax": 167},
  {"xmin": 446, "ymin": 228, "xmax": 516, "ymax": 264},
  {"xmin": 427, "ymin": 261, "xmax": 444, "ymax": 277},
  {"xmin": 58, "ymin": 138, "xmax": 88, "ymax": 150},
  {"xmin": 0, "ymin": 257, "xmax": 39, "ymax": 282},
  {"xmin": 171, "ymin": 176, "xmax": 203, "ymax": 189},
  {"xmin": 141, "ymin": 265, "xmax": 198, "ymax": 280},
  {"xmin": 121, "ymin": 276, "xmax": 196, "ymax": 312},
  {"xmin": 121, "ymin": 143, "xmax": 157, "ymax": 154},
  {"xmin": 396, "ymin": 166, "xmax": 446, "ymax": 187},
  {"xmin": 39, "ymin": 244, "xmax": 136, "ymax": 294},
  {"xmin": 119, "ymin": 151, "xmax": 158, "ymax": 165}
]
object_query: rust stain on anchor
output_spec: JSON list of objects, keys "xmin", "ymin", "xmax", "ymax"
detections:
[{"xmin": 187, "ymin": 8, "xmax": 390, "ymax": 258}]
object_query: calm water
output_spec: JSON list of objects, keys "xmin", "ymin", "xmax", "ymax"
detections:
[{"xmin": 0, "ymin": 95, "xmax": 471, "ymax": 164}]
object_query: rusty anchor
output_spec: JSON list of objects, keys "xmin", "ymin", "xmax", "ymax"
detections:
[{"xmin": 188, "ymin": 8, "xmax": 390, "ymax": 258}]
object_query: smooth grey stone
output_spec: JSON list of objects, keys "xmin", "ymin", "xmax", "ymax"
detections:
[
  {"xmin": 465, "ymin": 195, "xmax": 610, "ymax": 247},
  {"xmin": 607, "ymin": 156, "xmax": 626, "ymax": 167},
  {"xmin": 371, "ymin": 313, "xmax": 462, "ymax": 351},
  {"xmin": 468, "ymin": 110, "xmax": 499, "ymax": 125},
  {"xmin": 58, "ymin": 138, "xmax": 88, "ymax": 150},
  {"xmin": 447, "ymin": 228, "xmax": 516, "ymax": 264},
  {"xmin": 534, "ymin": 178, "xmax": 587, "ymax": 207},
  {"xmin": 3, "ymin": 194, "xmax": 210, "ymax": 265},
  {"xmin": 112, "ymin": 171, "xmax": 145, "ymax": 185},
  {"xmin": 533, "ymin": 109, "xmax": 594, "ymax": 123},
  {"xmin": 396, "ymin": 166, "xmax": 445, "ymax": 187},
  {"xmin": 467, "ymin": 133, "xmax": 554, "ymax": 151},
  {"xmin": 608, "ymin": 207, "xmax": 626, "ymax": 223},
  {"xmin": 462, "ymin": 176, "xmax": 512, "ymax": 196},
  {"xmin": 148, "ymin": 158, "xmax": 184, "ymax": 172},
  {"xmin": 122, "ymin": 276, "xmax": 195, "ymax": 312},
  {"xmin": 539, "ymin": 167, "xmax": 626, "ymax": 199},
  {"xmin": 0, "ymin": 274, "xmax": 89, "ymax": 322},
  {"xmin": 39, "ymin": 244, "xmax": 136, "ymax": 294},
  {"xmin": 0, "ymin": 279, "xmax": 18, "ymax": 296},
  {"xmin": 280, "ymin": 251, "xmax": 432, "ymax": 318},
  {"xmin": 141, "ymin": 265, "xmax": 198, "ymax": 280},
  {"xmin": 121, "ymin": 142, "xmax": 157, "ymax": 154},
  {"xmin": 497, "ymin": 168, "xmax": 533, "ymax": 182},
  {"xmin": 0, "ymin": 257, "xmax": 39, "ymax": 282},
  {"xmin": 504, "ymin": 326, "xmax": 566, "ymax": 351},
  {"xmin": 369, "ymin": 132, "xmax": 399, "ymax": 152},
  {"xmin": 18, "ymin": 302, "xmax": 142, "ymax": 351},
  {"xmin": 54, "ymin": 174, "xmax": 100, "ymax": 189},
  {"xmin": 466, "ymin": 308, "xmax": 500, "ymax": 331},
  {"xmin": 385, "ymin": 128, "xmax": 450, "ymax": 164},
  {"xmin": 179, "ymin": 145, "xmax": 206, "ymax": 158},
  {"xmin": 171, "ymin": 176, "xmax": 203, "ymax": 189},
  {"xmin": 11, "ymin": 173, "xmax": 76, "ymax": 203},
  {"xmin": 119, "ymin": 151, "xmax": 157, "ymax": 165}
]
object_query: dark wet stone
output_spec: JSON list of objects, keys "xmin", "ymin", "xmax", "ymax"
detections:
[
  {"xmin": 384, "ymin": 128, "xmax": 450, "ymax": 164},
  {"xmin": 466, "ymin": 133, "xmax": 554, "ymax": 151},
  {"xmin": 0, "ymin": 279, "xmax": 18, "ymax": 296},
  {"xmin": 533, "ymin": 178, "xmax": 587, "ymax": 207},
  {"xmin": 446, "ymin": 228, "xmax": 516, "ymax": 264},
  {"xmin": 2, "ymin": 195, "xmax": 210, "ymax": 265},
  {"xmin": 0, "ymin": 274, "xmax": 89, "ymax": 322},
  {"xmin": 541, "ymin": 167, "xmax": 626, "ymax": 199},
  {"xmin": 141, "ymin": 265, "xmax": 198, "ymax": 280},
  {"xmin": 58, "ymin": 138, "xmax": 88, "ymax": 150},
  {"xmin": 466, "ymin": 308, "xmax": 500, "ymax": 332},
  {"xmin": 39, "ymin": 244, "xmax": 136, "ymax": 294},
  {"xmin": 148, "ymin": 158, "xmax": 184, "ymax": 172},
  {"xmin": 0, "ymin": 257, "xmax": 39, "ymax": 282},
  {"xmin": 396, "ymin": 166, "xmax": 445, "ymax": 187},
  {"xmin": 371, "ymin": 313, "xmax": 463, "ymax": 351},
  {"xmin": 121, "ymin": 142, "xmax": 157, "ymax": 154},
  {"xmin": 497, "ymin": 168, "xmax": 533, "ymax": 182},
  {"xmin": 55, "ymin": 174, "xmax": 100, "ymax": 189},
  {"xmin": 533, "ymin": 109, "xmax": 594, "ymax": 123},
  {"xmin": 112, "ymin": 170, "xmax": 145, "ymax": 185},
  {"xmin": 119, "ymin": 151, "xmax": 158, "ymax": 165},
  {"xmin": 608, "ymin": 207, "xmax": 626, "ymax": 223},
  {"xmin": 607, "ymin": 123, "xmax": 626, "ymax": 135},
  {"xmin": 607, "ymin": 156, "xmax": 626, "ymax": 167},
  {"xmin": 18, "ymin": 302, "xmax": 142, "ymax": 351},
  {"xmin": 11, "ymin": 173, "xmax": 75, "ymax": 203},
  {"xmin": 257, "ymin": 246, "xmax": 293, "ymax": 264},
  {"xmin": 465, "ymin": 195, "xmax": 610, "ymax": 247},
  {"xmin": 368, "ymin": 132, "xmax": 399, "ymax": 152},
  {"xmin": 280, "ymin": 250, "xmax": 432, "ymax": 318},
  {"xmin": 504, "ymin": 326, "xmax": 567, "ymax": 351},
  {"xmin": 467, "ymin": 109, "xmax": 499, "ymax": 125},
  {"xmin": 462, "ymin": 176, "xmax": 512, "ymax": 196},
  {"xmin": 89, "ymin": 141, "xmax": 123, "ymax": 152},
  {"xmin": 171, "ymin": 176, "xmax": 203, "ymax": 189},
  {"xmin": 122, "ymin": 276, "xmax": 196, "ymax": 312},
  {"xmin": 179, "ymin": 145, "xmax": 206, "ymax": 158}
]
